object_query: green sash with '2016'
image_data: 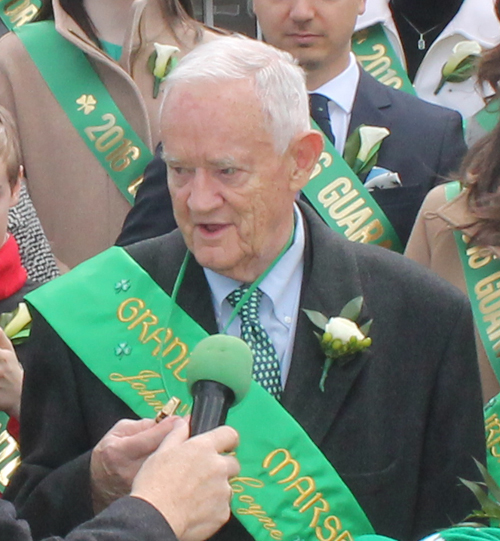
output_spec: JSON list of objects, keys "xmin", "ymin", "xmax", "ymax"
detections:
[
  {"xmin": 26, "ymin": 247, "xmax": 375, "ymax": 541},
  {"xmin": 352, "ymin": 24, "xmax": 500, "ymax": 132},
  {"xmin": 15, "ymin": 21, "xmax": 153, "ymax": 203},
  {"xmin": 0, "ymin": 0, "xmax": 40, "ymax": 31},
  {"xmin": 444, "ymin": 182, "xmax": 500, "ymax": 483}
]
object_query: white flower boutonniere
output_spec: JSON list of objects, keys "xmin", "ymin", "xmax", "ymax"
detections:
[
  {"xmin": 434, "ymin": 40, "xmax": 482, "ymax": 95},
  {"xmin": 148, "ymin": 43, "xmax": 180, "ymax": 98},
  {"xmin": 303, "ymin": 296, "xmax": 372, "ymax": 392},
  {"xmin": 343, "ymin": 125, "xmax": 390, "ymax": 180}
]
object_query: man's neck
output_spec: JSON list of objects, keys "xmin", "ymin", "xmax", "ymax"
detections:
[
  {"xmin": 390, "ymin": 0, "xmax": 464, "ymax": 30},
  {"xmin": 83, "ymin": 0, "xmax": 135, "ymax": 44},
  {"xmin": 305, "ymin": 53, "xmax": 351, "ymax": 92}
]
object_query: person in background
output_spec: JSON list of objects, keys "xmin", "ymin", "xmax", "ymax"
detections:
[
  {"xmin": 0, "ymin": 0, "xmax": 222, "ymax": 269},
  {"xmin": 355, "ymin": 0, "xmax": 500, "ymax": 143},
  {"xmin": 118, "ymin": 0, "xmax": 466, "ymax": 250},
  {"xmin": 405, "ymin": 0, "xmax": 500, "ymax": 403}
]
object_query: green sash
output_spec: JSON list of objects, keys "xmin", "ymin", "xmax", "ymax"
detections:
[
  {"xmin": 0, "ymin": 0, "xmax": 40, "ymax": 31},
  {"xmin": 0, "ymin": 411, "xmax": 20, "ymax": 492},
  {"xmin": 352, "ymin": 24, "xmax": 416, "ymax": 96},
  {"xmin": 444, "ymin": 182, "xmax": 500, "ymax": 481},
  {"xmin": 15, "ymin": 21, "xmax": 153, "ymax": 203},
  {"xmin": 353, "ymin": 24, "xmax": 500, "ymax": 134},
  {"xmin": 474, "ymin": 101, "xmax": 500, "ymax": 134},
  {"xmin": 304, "ymin": 120, "xmax": 403, "ymax": 252},
  {"xmin": 445, "ymin": 182, "xmax": 500, "ymax": 383},
  {"xmin": 26, "ymin": 247, "xmax": 375, "ymax": 541}
]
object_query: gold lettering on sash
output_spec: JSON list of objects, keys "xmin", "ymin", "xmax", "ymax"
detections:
[
  {"xmin": 466, "ymin": 244, "xmax": 493, "ymax": 269},
  {"xmin": 263, "ymin": 448, "xmax": 353, "ymax": 541},
  {"xmin": 117, "ymin": 298, "xmax": 191, "ymax": 381},
  {"xmin": 0, "ymin": 429, "xmax": 20, "ymax": 486},
  {"xmin": 117, "ymin": 297, "xmax": 145, "ymax": 322},
  {"xmin": 317, "ymin": 178, "xmax": 386, "ymax": 245},
  {"xmin": 0, "ymin": 455, "xmax": 21, "ymax": 487},
  {"xmin": 355, "ymin": 44, "xmax": 403, "ymax": 89},
  {"xmin": 4, "ymin": 0, "xmax": 38, "ymax": 27},
  {"xmin": 143, "ymin": 327, "xmax": 173, "ymax": 357},
  {"xmin": 264, "ymin": 448, "xmax": 301, "ymax": 484},
  {"xmin": 109, "ymin": 371, "xmax": 167, "ymax": 412},
  {"xmin": 230, "ymin": 476, "xmax": 284, "ymax": 540},
  {"xmin": 474, "ymin": 272, "xmax": 500, "ymax": 354},
  {"xmin": 486, "ymin": 413, "xmax": 500, "ymax": 460},
  {"xmin": 83, "ymin": 113, "xmax": 141, "ymax": 172},
  {"xmin": 284, "ymin": 476, "xmax": 316, "ymax": 506},
  {"xmin": 163, "ymin": 337, "xmax": 189, "ymax": 382}
]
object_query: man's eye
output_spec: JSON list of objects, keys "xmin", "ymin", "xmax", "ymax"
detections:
[
  {"xmin": 171, "ymin": 166, "xmax": 193, "ymax": 176},
  {"xmin": 220, "ymin": 168, "xmax": 237, "ymax": 176}
]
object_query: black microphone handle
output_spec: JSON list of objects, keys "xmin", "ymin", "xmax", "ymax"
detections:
[{"xmin": 189, "ymin": 380, "xmax": 236, "ymax": 436}]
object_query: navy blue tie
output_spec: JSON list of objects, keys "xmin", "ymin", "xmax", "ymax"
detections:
[{"xmin": 309, "ymin": 93, "xmax": 335, "ymax": 145}]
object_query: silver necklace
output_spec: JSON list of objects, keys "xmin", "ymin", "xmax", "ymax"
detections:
[{"xmin": 392, "ymin": 6, "xmax": 444, "ymax": 50}]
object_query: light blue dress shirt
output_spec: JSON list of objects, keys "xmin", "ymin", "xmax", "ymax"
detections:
[{"xmin": 204, "ymin": 205, "xmax": 305, "ymax": 386}]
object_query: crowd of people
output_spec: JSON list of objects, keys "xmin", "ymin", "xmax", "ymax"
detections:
[{"xmin": 1, "ymin": 0, "xmax": 500, "ymax": 540}]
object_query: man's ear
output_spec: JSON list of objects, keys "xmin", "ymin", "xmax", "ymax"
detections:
[
  {"xmin": 288, "ymin": 130, "xmax": 324, "ymax": 192},
  {"xmin": 9, "ymin": 166, "xmax": 23, "ymax": 207}
]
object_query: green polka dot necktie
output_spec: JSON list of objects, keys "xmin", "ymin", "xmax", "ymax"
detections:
[{"xmin": 227, "ymin": 286, "xmax": 282, "ymax": 400}]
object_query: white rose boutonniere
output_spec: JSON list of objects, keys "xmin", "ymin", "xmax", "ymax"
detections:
[
  {"xmin": 303, "ymin": 296, "xmax": 372, "ymax": 392},
  {"xmin": 434, "ymin": 40, "xmax": 482, "ymax": 95},
  {"xmin": 148, "ymin": 43, "xmax": 180, "ymax": 98},
  {"xmin": 343, "ymin": 125, "xmax": 390, "ymax": 181}
]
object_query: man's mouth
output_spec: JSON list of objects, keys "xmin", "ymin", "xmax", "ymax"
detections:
[
  {"xmin": 288, "ymin": 32, "xmax": 321, "ymax": 45},
  {"xmin": 198, "ymin": 223, "xmax": 228, "ymax": 234}
]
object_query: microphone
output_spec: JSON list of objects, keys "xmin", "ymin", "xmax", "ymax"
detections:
[{"xmin": 186, "ymin": 334, "xmax": 253, "ymax": 436}]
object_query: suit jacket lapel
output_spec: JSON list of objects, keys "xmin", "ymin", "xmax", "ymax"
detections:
[
  {"xmin": 282, "ymin": 204, "xmax": 371, "ymax": 446},
  {"xmin": 348, "ymin": 69, "xmax": 393, "ymax": 138}
]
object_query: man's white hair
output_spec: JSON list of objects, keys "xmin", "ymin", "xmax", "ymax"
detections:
[{"xmin": 161, "ymin": 36, "xmax": 311, "ymax": 154}]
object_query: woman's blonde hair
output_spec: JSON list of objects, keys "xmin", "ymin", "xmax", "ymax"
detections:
[{"xmin": 0, "ymin": 106, "xmax": 21, "ymax": 189}]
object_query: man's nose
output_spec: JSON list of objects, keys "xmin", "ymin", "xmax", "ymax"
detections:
[
  {"xmin": 289, "ymin": 0, "xmax": 315, "ymax": 22},
  {"xmin": 187, "ymin": 169, "xmax": 223, "ymax": 212}
]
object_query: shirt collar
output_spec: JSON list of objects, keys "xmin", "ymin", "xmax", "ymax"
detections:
[
  {"xmin": 310, "ymin": 53, "xmax": 360, "ymax": 115},
  {"xmin": 204, "ymin": 204, "xmax": 305, "ymax": 318}
]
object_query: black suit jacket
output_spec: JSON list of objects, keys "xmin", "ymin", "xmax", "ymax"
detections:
[
  {"xmin": 116, "ymin": 70, "xmax": 466, "ymax": 248},
  {"xmin": 7, "ymin": 204, "xmax": 484, "ymax": 541},
  {"xmin": 0, "ymin": 497, "xmax": 177, "ymax": 541}
]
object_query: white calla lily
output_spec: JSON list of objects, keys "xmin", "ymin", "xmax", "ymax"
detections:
[
  {"xmin": 324, "ymin": 317, "xmax": 365, "ymax": 342},
  {"xmin": 357, "ymin": 126, "xmax": 390, "ymax": 163},
  {"xmin": 153, "ymin": 43, "xmax": 180, "ymax": 79},
  {"xmin": 443, "ymin": 40, "xmax": 482, "ymax": 77},
  {"xmin": 4, "ymin": 302, "xmax": 31, "ymax": 339}
]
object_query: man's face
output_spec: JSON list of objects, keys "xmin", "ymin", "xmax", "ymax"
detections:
[
  {"xmin": 253, "ymin": 0, "xmax": 366, "ymax": 83},
  {"xmin": 162, "ymin": 80, "xmax": 307, "ymax": 282},
  {"xmin": 0, "ymin": 164, "xmax": 19, "ymax": 247}
]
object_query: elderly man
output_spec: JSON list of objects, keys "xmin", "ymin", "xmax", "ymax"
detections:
[
  {"xmin": 8, "ymin": 38, "xmax": 483, "ymax": 541},
  {"xmin": 118, "ymin": 0, "xmax": 466, "ymax": 249}
]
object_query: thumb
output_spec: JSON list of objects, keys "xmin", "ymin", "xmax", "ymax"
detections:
[{"xmin": 0, "ymin": 328, "xmax": 15, "ymax": 353}]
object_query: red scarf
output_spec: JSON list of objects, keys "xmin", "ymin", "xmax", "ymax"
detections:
[{"xmin": 0, "ymin": 235, "xmax": 27, "ymax": 302}]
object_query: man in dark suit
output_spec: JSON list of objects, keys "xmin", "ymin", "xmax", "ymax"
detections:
[
  {"xmin": 117, "ymin": 0, "xmax": 466, "ymax": 249},
  {"xmin": 1, "ymin": 417, "xmax": 239, "ymax": 541},
  {"xmin": 7, "ymin": 37, "xmax": 483, "ymax": 541}
]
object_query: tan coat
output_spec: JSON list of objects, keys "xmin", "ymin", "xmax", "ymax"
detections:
[
  {"xmin": 0, "ymin": 0, "xmax": 214, "ymax": 267},
  {"xmin": 406, "ymin": 184, "xmax": 500, "ymax": 402}
]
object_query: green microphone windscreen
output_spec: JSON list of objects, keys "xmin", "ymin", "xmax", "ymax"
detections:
[{"xmin": 186, "ymin": 334, "xmax": 253, "ymax": 405}]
